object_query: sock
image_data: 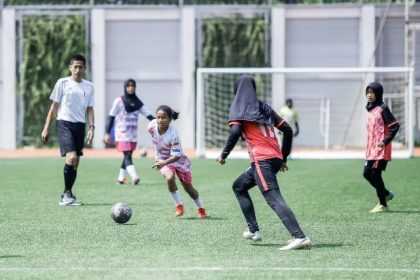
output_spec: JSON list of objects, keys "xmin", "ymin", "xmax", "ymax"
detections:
[
  {"xmin": 193, "ymin": 196, "xmax": 204, "ymax": 209},
  {"xmin": 118, "ymin": 168, "xmax": 126, "ymax": 181},
  {"xmin": 63, "ymin": 164, "xmax": 76, "ymax": 194},
  {"xmin": 170, "ymin": 190, "xmax": 183, "ymax": 205},
  {"xmin": 126, "ymin": 165, "xmax": 138, "ymax": 179}
]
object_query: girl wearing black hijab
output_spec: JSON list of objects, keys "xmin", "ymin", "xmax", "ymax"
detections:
[
  {"xmin": 363, "ymin": 82, "xmax": 399, "ymax": 213},
  {"xmin": 217, "ymin": 75, "xmax": 311, "ymax": 250},
  {"xmin": 104, "ymin": 79, "xmax": 155, "ymax": 185}
]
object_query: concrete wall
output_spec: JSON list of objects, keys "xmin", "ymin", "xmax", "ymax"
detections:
[{"xmin": 1, "ymin": 4, "xmax": 418, "ymax": 149}]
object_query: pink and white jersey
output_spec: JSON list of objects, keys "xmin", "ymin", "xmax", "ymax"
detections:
[
  {"xmin": 109, "ymin": 97, "xmax": 152, "ymax": 142},
  {"xmin": 147, "ymin": 120, "xmax": 191, "ymax": 173},
  {"xmin": 366, "ymin": 106, "xmax": 398, "ymax": 161}
]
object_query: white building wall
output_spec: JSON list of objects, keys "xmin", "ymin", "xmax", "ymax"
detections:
[{"xmin": 1, "ymin": 9, "xmax": 16, "ymax": 149}]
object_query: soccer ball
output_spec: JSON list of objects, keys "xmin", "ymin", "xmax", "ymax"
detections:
[{"xmin": 111, "ymin": 203, "xmax": 132, "ymax": 224}]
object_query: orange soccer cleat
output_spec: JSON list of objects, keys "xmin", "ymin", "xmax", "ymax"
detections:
[
  {"xmin": 175, "ymin": 204, "xmax": 185, "ymax": 217},
  {"xmin": 197, "ymin": 208, "xmax": 207, "ymax": 219}
]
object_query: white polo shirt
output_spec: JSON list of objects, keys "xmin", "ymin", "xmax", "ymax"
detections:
[{"xmin": 50, "ymin": 77, "xmax": 95, "ymax": 123}]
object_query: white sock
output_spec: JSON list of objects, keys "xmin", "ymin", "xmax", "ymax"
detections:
[
  {"xmin": 118, "ymin": 168, "xmax": 126, "ymax": 181},
  {"xmin": 170, "ymin": 190, "xmax": 183, "ymax": 205},
  {"xmin": 126, "ymin": 165, "xmax": 138, "ymax": 179},
  {"xmin": 193, "ymin": 196, "xmax": 204, "ymax": 209}
]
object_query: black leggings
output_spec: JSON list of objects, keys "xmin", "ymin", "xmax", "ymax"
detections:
[
  {"xmin": 232, "ymin": 158, "xmax": 306, "ymax": 239},
  {"xmin": 120, "ymin": 151, "xmax": 133, "ymax": 169},
  {"xmin": 363, "ymin": 163, "xmax": 390, "ymax": 206}
]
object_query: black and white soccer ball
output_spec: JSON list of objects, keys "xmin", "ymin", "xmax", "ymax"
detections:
[{"xmin": 111, "ymin": 203, "xmax": 132, "ymax": 224}]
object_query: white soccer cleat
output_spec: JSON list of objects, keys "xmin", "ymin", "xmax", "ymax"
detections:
[
  {"xmin": 59, "ymin": 193, "xmax": 74, "ymax": 206},
  {"xmin": 59, "ymin": 192, "xmax": 82, "ymax": 206},
  {"xmin": 279, "ymin": 237, "xmax": 311, "ymax": 250},
  {"xmin": 243, "ymin": 230, "xmax": 262, "ymax": 242},
  {"xmin": 369, "ymin": 204, "xmax": 388, "ymax": 213}
]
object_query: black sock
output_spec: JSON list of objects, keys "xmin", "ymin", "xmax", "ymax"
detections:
[{"xmin": 63, "ymin": 164, "xmax": 76, "ymax": 194}]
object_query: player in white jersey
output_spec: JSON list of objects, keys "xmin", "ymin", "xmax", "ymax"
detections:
[
  {"xmin": 103, "ymin": 79, "xmax": 155, "ymax": 185},
  {"xmin": 148, "ymin": 105, "xmax": 207, "ymax": 218},
  {"xmin": 279, "ymin": 98, "xmax": 299, "ymax": 137},
  {"xmin": 41, "ymin": 54, "xmax": 95, "ymax": 206}
]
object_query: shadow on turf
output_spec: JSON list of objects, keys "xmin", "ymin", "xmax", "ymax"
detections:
[
  {"xmin": 389, "ymin": 210, "xmax": 420, "ymax": 214},
  {"xmin": 251, "ymin": 243, "xmax": 351, "ymax": 249},
  {"xmin": 181, "ymin": 216, "xmax": 227, "ymax": 220},
  {"xmin": 83, "ymin": 203, "xmax": 134, "ymax": 206},
  {"xmin": 0, "ymin": 255, "xmax": 24, "ymax": 259}
]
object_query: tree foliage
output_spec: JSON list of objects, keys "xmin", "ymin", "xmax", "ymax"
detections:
[
  {"xmin": 21, "ymin": 15, "xmax": 86, "ymax": 146},
  {"xmin": 201, "ymin": 16, "xmax": 267, "ymax": 68}
]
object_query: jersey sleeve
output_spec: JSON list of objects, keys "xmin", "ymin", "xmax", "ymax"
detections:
[
  {"xmin": 381, "ymin": 105, "xmax": 400, "ymax": 145},
  {"xmin": 49, "ymin": 79, "xmax": 64, "ymax": 103},
  {"xmin": 108, "ymin": 98, "xmax": 122, "ymax": 117},
  {"xmin": 292, "ymin": 109, "xmax": 299, "ymax": 123},
  {"xmin": 139, "ymin": 105, "xmax": 153, "ymax": 119},
  {"xmin": 147, "ymin": 119, "xmax": 157, "ymax": 135},
  {"xmin": 382, "ymin": 105, "xmax": 398, "ymax": 127},
  {"xmin": 87, "ymin": 85, "xmax": 95, "ymax": 107}
]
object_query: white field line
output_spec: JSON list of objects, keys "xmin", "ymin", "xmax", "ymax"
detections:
[{"xmin": 0, "ymin": 267, "xmax": 419, "ymax": 273}]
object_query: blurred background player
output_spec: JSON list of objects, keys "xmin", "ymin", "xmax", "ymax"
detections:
[
  {"xmin": 41, "ymin": 54, "xmax": 94, "ymax": 206},
  {"xmin": 148, "ymin": 105, "xmax": 207, "ymax": 219},
  {"xmin": 103, "ymin": 79, "xmax": 155, "ymax": 185},
  {"xmin": 363, "ymin": 81, "xmax": 399, "ymax": 213},
  {"xmin": 217, "ymin": 75, "xmax": 310, "ymax": 250},
  {"xmin": 279, "ymin": 98, "xmax": 299, "ymax": 137}
]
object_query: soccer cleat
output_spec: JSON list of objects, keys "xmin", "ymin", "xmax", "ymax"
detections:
[
  {"xmin": 197, "ymin": 208, "xmax": 207, "ymax": 219},
  {"xmin": 175, "ymin": 204, "xmax": 184, "ymax": 217},
  {"xmin": 132, "ymin": 177, "xmax": 140, "ymax": 185},
  {"xmin": 59, "ymin": 192, "xmax": 82, "ymax": 206},
  {"xmin": 279, "ymin": 237, "xmax": 311, "ymax": 250},
  {"xmin": 243, "ymin": 229, "xmax": 262, "ymax": 242},
  {"xmin": 59, "ymin": 194, "xmax": 74, "ymax": 206},
  {"xmin": 117, "ymin": 178, "xmax": 129, "ymax": 185},
  {"xmin": 386, "ymin": 191, "xmax": 395, "ymax": 202},
  {"xmin": 369, "ymin": 204, "xmax": 388, "ymax": 213}
]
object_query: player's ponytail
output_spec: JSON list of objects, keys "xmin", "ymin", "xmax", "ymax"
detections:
[{"xmin": 156, "ymin": 105, "xmax": 179, "ymax": 121}]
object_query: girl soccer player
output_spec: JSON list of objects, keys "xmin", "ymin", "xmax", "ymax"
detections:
[
  {"xmin": 148, "ymin": 105, "xmax": 207, "ymax": 219},
  {"xmin": 216, "ymin": 75, "xmax": 310, "ymax": 250},
  {"xmin": 363, "ymin": 81, "xmax": 399, "ymax": 213},
  {"xmin": 103, "ymin": 79, "xmax": 154, "ymax": 185}
]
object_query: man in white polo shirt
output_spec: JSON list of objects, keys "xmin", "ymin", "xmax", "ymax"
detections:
[{"xmin": 41, "ymin": 54, "xmax": 95, "ymax": 206}]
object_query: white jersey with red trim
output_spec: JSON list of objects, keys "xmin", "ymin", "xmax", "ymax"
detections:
[{"xmin": 147, "ymin": 120, "xmax": 191, "ymax": 172}]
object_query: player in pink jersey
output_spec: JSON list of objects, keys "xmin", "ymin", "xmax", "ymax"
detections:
[
  {"xmin": 217, "ymin": 75, "xmax": 310, "ymax": 250},
  {"xmin": 104, "ymin": 79, "xmax": 155, "ymax": 185},
  {"xmin": 363, "ymin": 82, "xmax": 399, "ymax": 213},
  {"xmin": 148, "ymin": 105, "xmax": 207, "ymax": 219}
]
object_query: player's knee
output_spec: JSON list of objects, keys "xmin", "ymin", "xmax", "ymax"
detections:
[
  {"xmin": 363, "ymin": 168, "xmax": 371, "ymax": 180},
  {"xmin": 166, "ymin": 174, "xmax": 176, "ymax": 184},
  {"xmin": 65, "ymin": 154, "xmax": 78, "ymax": 166},
  {"xmin": 232, "ymin": 180, "xmax": 242, "ymax": 194}
]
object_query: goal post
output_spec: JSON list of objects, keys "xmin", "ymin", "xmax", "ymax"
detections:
[{"xmin": 196, "ymin": 67, "xmax": 415, "ymax": 159}]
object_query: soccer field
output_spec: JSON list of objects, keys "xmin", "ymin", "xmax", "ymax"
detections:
[{"xmin": 0, "ymin": 157, "xmax": 419, "ymax": 279}]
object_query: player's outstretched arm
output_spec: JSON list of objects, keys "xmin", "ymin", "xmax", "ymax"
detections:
[{"xmin": 218, "ymin": 124, "xmax": 242, "ymax": 165}]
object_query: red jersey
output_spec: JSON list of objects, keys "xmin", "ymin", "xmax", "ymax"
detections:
[
  {"xmin": 366, "ymin": 105, "xmax": 398, "ymax": 161},
  {"xmin": 229, "ymin": 120, "xmax": 283, "ymax": 162}
]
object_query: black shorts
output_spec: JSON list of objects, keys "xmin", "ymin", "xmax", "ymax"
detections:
[
  {"xmin": 57, "ymin": 120, "xmax": 85, "ymax": 157},
  {"xmin": 364, "ymin": 160, "xmax": 388, "ymax": 171}
]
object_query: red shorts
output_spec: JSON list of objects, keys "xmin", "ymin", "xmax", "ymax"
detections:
[
  {"xmin": 115, "ymin": 141, "xmax": 137, "ymax": 152},
  {"xmin": 160, "ymin": 165, "xmax": 192, "ymax": 184}
]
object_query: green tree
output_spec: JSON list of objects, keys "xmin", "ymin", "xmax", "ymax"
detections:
[{"xmin": 20, "ymin": 15, "xmax": 87, "ymax": 146}]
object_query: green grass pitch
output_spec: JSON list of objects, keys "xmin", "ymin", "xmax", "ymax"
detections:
[{"xmin": 0, "ymin": 157, "xmax": 419, "ymax": 279}]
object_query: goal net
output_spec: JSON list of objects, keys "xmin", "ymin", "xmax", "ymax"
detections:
[{"xmin": 196, "ymin": 67, "xmax": 414, "ymax": 159}]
